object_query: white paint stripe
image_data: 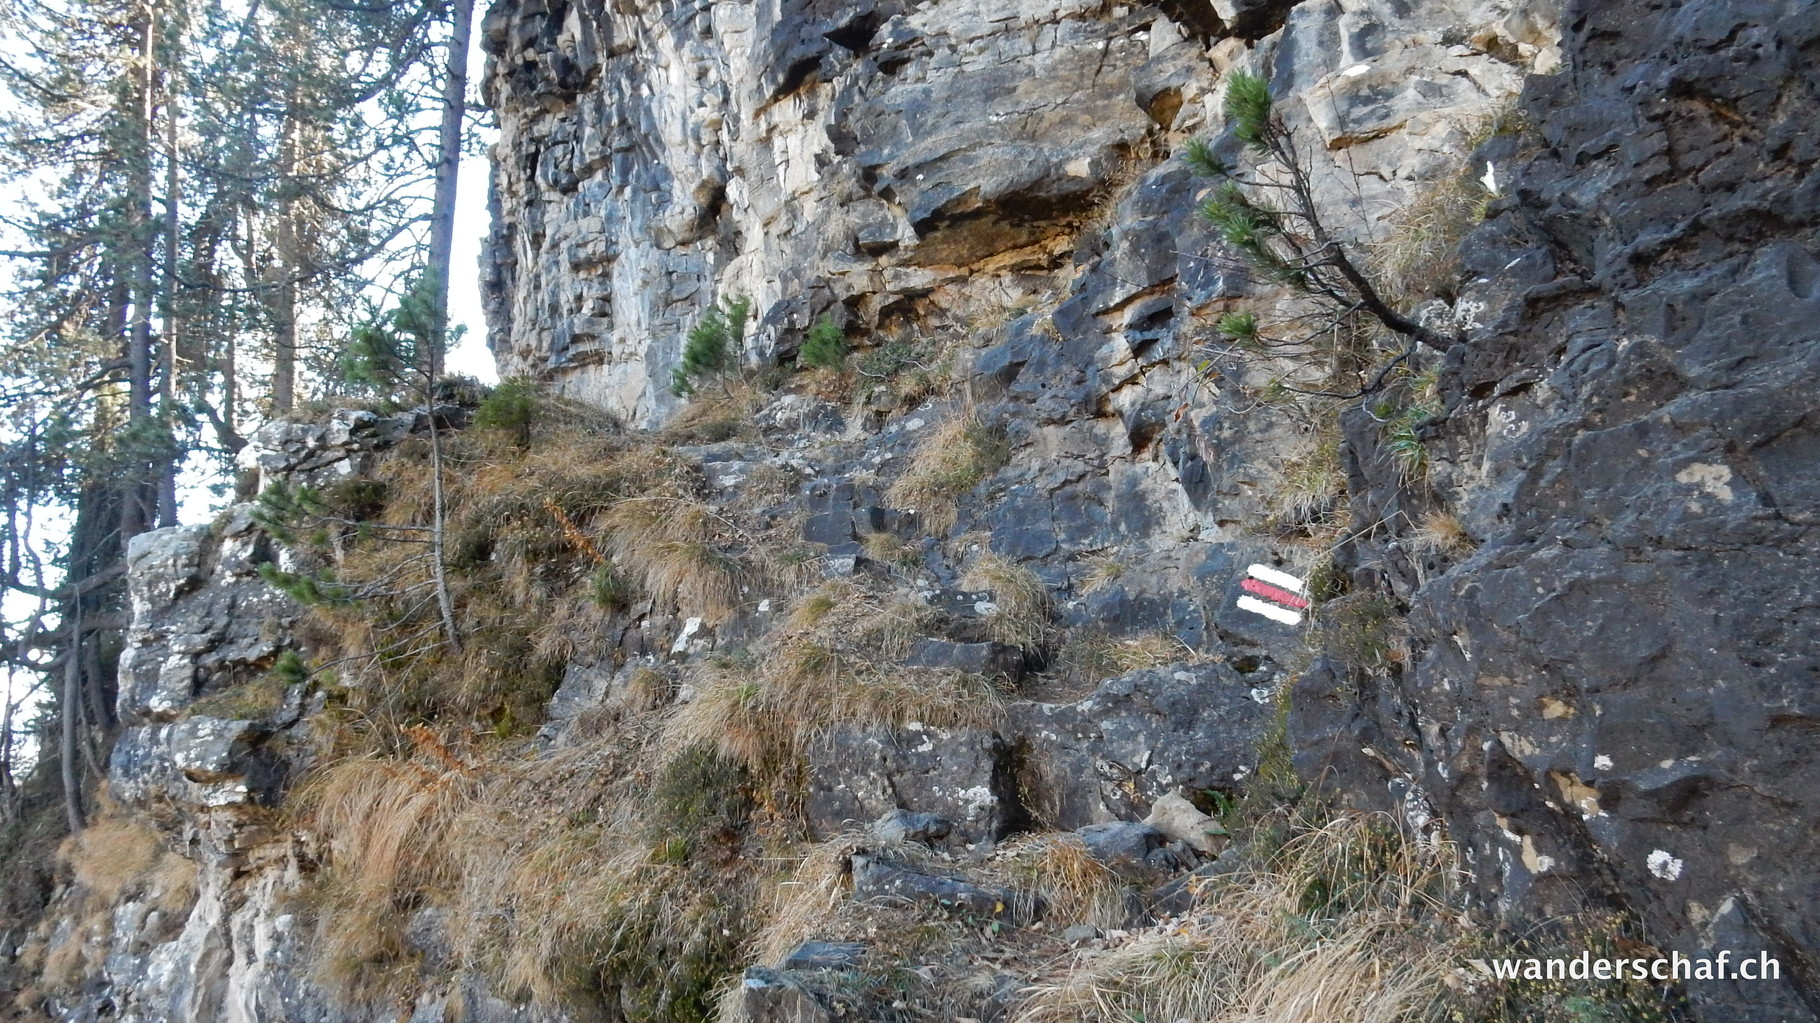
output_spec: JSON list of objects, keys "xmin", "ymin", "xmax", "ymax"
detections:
[
  {"xmin": 1245, "ymin": 564, "xmax": 1307, "ymax": 595},
  {"xmin": 1237, "ymin": 595, "xmax": 1303, "ymax": 626}
]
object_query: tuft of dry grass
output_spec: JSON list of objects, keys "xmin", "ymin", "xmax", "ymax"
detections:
[
  {"xmin": 1002, "ymin": 833, "xmax": 1131, "ymax": 932},
  {"xmin": 1373, "ymin": 176, "xmax": 1491, "ymax": 307},
  {"xmin": 1078, "ymin": 554, "xmax": 1126, "ymax": 594},
  {"xmin": 1014, "ymin": 812, "xmax": 1461, "ymax": 1023},
  {"xmin": 887, "ymin": 411, "xmax": 1011, "ymax": 536},
  {"xmin": 600, "ymin": 496, "xmax": 751, "ymax": 621},
  {"xmin": 1411, "ymin": 509, "xmax": 1476, "ymax": 558},
  {"xmin": 961, "ymin": 554, "xmax": 1052, "ymax": 653},
  {"xmin": 297, "ymin": 717, "xmax": 759, "ymax": 1015},
  {"xmin": 860, "ymin": 529, "xmax": 922, "ymax": 569},
  {"xmin": 1055, "ymin": 629, "xmax": 1197, "ymax": 689},
  {"xmin": 301, "ymin": 751, "xmax": 481, "ymax": 1001},
  {"xmin": 64, "ymin": 817, "xmax": 163, "ymax": 904},
  {"xmin": 788, "ymin": 581, "xmax": 850, "ymax": 630},
  {"xmin": 666, "ymin": 639, "xmax": 1006, "ymax": 785},
  {"xmin": 659, "ymin": 378, "xmax": 767, "ymax": 444},
  {"xmin": 666, "ymin": 576, "xmax": 997, "ymax": 788},
  {"xmin": 1268, "ymin": 429, "xmax": 1347, "ymax": 535},
  {"xmin": 42, "ymin": 813, "xmax": 200, "ymax": 993},
  {"xmin": 746, "ymin": 836, "xmax": 860, "ymax": 969}
]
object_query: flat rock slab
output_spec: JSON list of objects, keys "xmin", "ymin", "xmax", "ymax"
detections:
[{"xmin": 850, "ymin": 854, "xmax": 1019, "ymax": 920}]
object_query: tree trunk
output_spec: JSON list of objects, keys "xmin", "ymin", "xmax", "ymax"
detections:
[
  {"xmin": 122, "ymin": 10, "xmax": 160, "ymax": 541},
  {"xmin": 425, "ymin": 0, "xmax": 474, "ymax": 380},
  {"xmin": 60, "ymin": 623, "xmax": 86, "ymax": 834},
  {"xmin": 427, "ymin": 409, "xmax": 461, "ymax": 654},
  {"xmin": 269, "ymin": 110, "xmax": 300, "ymax": 415},
  {"xmin": 157, "ymin": 72, "xmax": 182, "ymax": 527}
]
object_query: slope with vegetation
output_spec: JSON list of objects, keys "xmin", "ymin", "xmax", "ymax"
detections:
[{"xmin": 5, "ymin": 0, "xmax": 1814, "ymax": 1022}]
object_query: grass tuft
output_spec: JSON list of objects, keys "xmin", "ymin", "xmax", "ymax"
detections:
[
  {"xmin": 961, "ymin": 554, "xmax": 1053, "ymax": 653},
  {"xmin": 1412, "ymin": 509, "xmax": 1476, "ymax": 558},
  {"xmin": 887, "ymin": 411, "xmax": 1011, "ymax": 536},
  {"xmin": 1014, "ymin": 811, "xmax": 1458, "ymax": 1023}
]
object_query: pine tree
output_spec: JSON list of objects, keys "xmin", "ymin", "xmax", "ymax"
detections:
[{"xmin": 0, "ymin": 0, "xmax": 473, "ymax": 832}]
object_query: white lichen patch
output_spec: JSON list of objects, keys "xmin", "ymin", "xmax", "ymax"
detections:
[
  {"xmin": 1675, "ymin": 462, "xmax": 1734, "ymax": 502},
  {"xmin": 1647, "ymin": 849, "xmax": 1685, "ymax": 881}
]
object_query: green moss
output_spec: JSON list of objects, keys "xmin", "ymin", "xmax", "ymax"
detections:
[
  {"xmin": 651, "ymin": 743, "xmax": 751, "ymax": 849},
  {"xmin": 589, "ymin": 563, "xmax": 633, "ymax": 610}
]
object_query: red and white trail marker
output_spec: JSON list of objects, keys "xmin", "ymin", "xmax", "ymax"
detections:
[{"xmin": 1235, "ymin": 564, "xmax": 1307, "ymax": 626}]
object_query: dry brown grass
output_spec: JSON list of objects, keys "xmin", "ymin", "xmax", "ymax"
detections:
[
  {"xmin": 1014, "ymin": 812, "xmax": 1461, "ymax": 1023},
  {"xmin": 40, "ymin": 813, "xmax": 199, "ymax": 993},
  {"xmin": 1001, "ymin": 833, "xmax": 1131, "ymax": 931},
  {"xmin": 64, "ymin": 817, "xmax": 162, "ymax": 904},
  {"xmin": 1052, "ymin": 629, "xmax": 1196, "ymax": 691},
  {"xmin": 961, "ymin": 553, "xmax": 1052, "ymax": 652},
  {"xmin": 659, "ymin": 378, "xmax": 768, "ymax": 444},
  {"xmin": 1267, "ymin": 428, "xmax": 1347, "ymax": 535},
  {"xmin": 860, "ymin": 529, "xmax": 922, "ymax": 568},
  {"xmin": 746, "ymin": 835, "xmax": 859, "ymax": 968},
  {"xmin": 301, "ymin": 750, "xmax": 481, "ymax": 1001},
  {"xmin": 887, "ymin": 411, "xmax": 1011, "ymax": 536},
  {"xmin": 1373, "ymin": 176, "xmax": 1489, "ymax": 307},
  {"xmin": 599, "ymin": 496, "xmax": 751, "ymax": 620},
  {"xmin": 666, "ymin": 638, "xmax": 1005, "ymax": 785},
  {"xmin": 299, "ymin": 714, "xmax": 758, "ymax": 1014},
  {"xmin": 1411, "ymin": 509, "xmax": 1476, "ymax": 558},
  {"xmin": 1078, "ymin": 554, "xmax": 1126, "ymax": 594}
]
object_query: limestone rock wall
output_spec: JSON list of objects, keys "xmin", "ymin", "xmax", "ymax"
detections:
[{"xmin": 479, "ymin": 0, "xmax": 1549, "ymax": 426}]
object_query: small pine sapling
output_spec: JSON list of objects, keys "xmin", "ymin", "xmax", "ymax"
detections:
[
  {"xmin": 472, "ymin": 377, "xmax": 540, "ymax": 448},
  {"xmin": 1187, "ymin": 70, "xmax": 1460, "ymax": 401},
  {"xmin": 798, "ymin": 315, "xmax": 848, "ymax": 370},
  {"xmin": 672, "ymin": 295, "xmax": 752, "ymax": 396}
]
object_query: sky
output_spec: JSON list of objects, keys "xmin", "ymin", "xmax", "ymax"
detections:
[
  {"xmin": 445, "ymin": 28, "xmax": 500, "ymax": 385},
  {"xmin": 445, "ymin": 149, "xmax": 498, "ymax": 383}
]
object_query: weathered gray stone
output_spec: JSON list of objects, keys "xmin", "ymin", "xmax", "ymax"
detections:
[
  {"xmin": 850, "ymin": 854, "xmax": 1016, "ymax": 919},
  {"xmin": 869, "ymin": 809, "xmax": 953, "ymax": 847},
  {"xmin": 902, "ymin": 638, "xmax": 1024, "ymax": 679},
  {"xmin": 1144, "ymin": 790, "xmax": 1228, "ymax": 855},
  {"xmin": 805, "ymin": 723, "xmax": 1011, "ymax": 842},
  {"xmin": 1074, "ymin": 821, "xmax": 1188, "ymax": 881},
  {"xmin": 1296, "ymin": 4, "xmax": 1820, "ymax": 1020},
  {"xmin": 1006, "ymin": 662, "xmax": 1275, "ymax": 829},
  {"xmin": 738, "ymin": 969, "xmax": 833, "ymax": 1023},
  {"xmin": 780, "ymin": 941, "xmax": 867, "ymax": 972}
]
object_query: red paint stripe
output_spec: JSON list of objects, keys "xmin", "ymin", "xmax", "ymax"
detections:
[{"xmin": 1241, "ymin": 577, "xmax": 1310, "ymax": 610}]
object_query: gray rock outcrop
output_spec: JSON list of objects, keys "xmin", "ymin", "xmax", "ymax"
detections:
[{"xmin": 1296, "ymin": 3, "xmax": 1820, "ymax": 1020}]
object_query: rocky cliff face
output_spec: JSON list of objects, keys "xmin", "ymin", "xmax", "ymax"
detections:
[
  {"xmin": 478, "ymin": 0, "xmax": 1548, "ymax": 425},
  {"xmin": 24, "ymin": 0, "xmax": 1819, "ymax": 1021},
  {"xmin": 1297, "ymin": 4, "xmax": 1820, "ymax": 1020}
]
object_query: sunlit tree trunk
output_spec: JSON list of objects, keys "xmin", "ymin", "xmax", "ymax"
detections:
[
  {"xmin": 122, "ymin": 7, "xmax": 160, "ymax": 541},
  {"xmin": 425, "ymin": 0, "xmax": 473, "ymax": 380}
]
